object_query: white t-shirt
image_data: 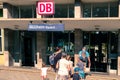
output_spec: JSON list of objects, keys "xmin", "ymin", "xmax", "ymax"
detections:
[
  {"xmin": 68, "ymin": 60, "xmax": 73, "ymax": 69},
  {"xmin": 41, "ymin": 67, "xmax": 48, "ymax": 76},
  {"xmin": 58, "ymin": 58, "xmax": 69, "ymax": 76}
]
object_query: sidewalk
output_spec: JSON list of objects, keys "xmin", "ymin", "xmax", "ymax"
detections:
[{"xmin": 0, "ymin": 66, "xmax": 120, "ymax": 80}]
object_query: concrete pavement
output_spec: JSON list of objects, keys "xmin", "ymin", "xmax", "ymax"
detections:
[{"xmin": 0, "ymin": 66, "xmax": 120, "ymax": 80}]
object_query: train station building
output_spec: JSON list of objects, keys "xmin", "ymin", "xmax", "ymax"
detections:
[{"xmin": 0, "ymin": 0, "xmax": 120, "ymax": 75}]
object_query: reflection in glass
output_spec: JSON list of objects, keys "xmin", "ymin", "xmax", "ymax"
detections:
[
  {"xmin": 0, "ymin": 9, "xmax": 3, "ymax": 17},
  {"xmin": 83, "ymin": 4, "xmax": 91, "ymax": 17},
  {"xmin": 0, "ymin": 29, "xmax": 1, "ymax": 51},
  {"xmin": 0, "ymin": 37, "xmax": 1, "ymax": 51},
  {"xmin": 110, "ymin": 2, "xmax": 118, "ymax": 17},
  {"xmin": 12, "ymin": 5, "xmax": 36, "ymax": 18},
  {"xmin": 82, "ymin": 2, "xmax": 118, "ymax": 17},
  {"xmin": 12, "ymin": 6, "xmax": 19, "ymax": 18},
  {"xmin": 47, "ymin": 31, "xmax": 74, "ymax": 55},
  {"xmin": 43, "ymin": 4, "xmax": 74, "ymax": 18},
  {"xmin": 92, "ymin": 3, "xmax": 108, "ymax": 17},
  {"xmin": 20, "ymin": 6, "xmax": 32, "ymax": 18}
]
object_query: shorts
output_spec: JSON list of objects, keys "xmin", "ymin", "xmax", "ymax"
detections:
[{"xmin": 56, "ymin": 75, "xmax": 69, "ymax": 80}]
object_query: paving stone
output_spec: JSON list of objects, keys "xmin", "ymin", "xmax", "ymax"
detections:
[{"xmin": 0, "ymin": 66, "xmax": 120, "ymax": 80}]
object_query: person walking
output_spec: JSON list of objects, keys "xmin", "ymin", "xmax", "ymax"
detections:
[
  {"xmin": 40, "ymin": 63, "xmax": 48, "ymax": 80},
  {"xmin": 78, "ymin": 46, "xmax": 91, "ymax": 72},
  {"xmin": 53, "ymin": 47, "xmax": 62, "ymax": 72},
  {"xmin": 72, "ymin": 66, "xmax": 80, "ymax": 80},
  {"xmin": 66, "ymin": 55, "xmax": 73, "ymax": 78},
  {"xmin": 56, "ymin": 53, "xmax": 70, "ymax": 80}
]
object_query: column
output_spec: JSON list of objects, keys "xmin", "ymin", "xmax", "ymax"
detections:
[
  {"xmin": 36, "ymin": 7, "xmax": 41, "ymax": 18},
  {"xmin": 74, "ymin": 1, "xmax": 82, "ymax": 18},
  {"xmin": 117, "ymin": 29, "xmax": 120, "ymax": 75},
  {"xmin": 13, "ymin": 31, "xmax": 21, "ymax": 66},
  {"xmin": 74, "ymin": 29, "xmax": 83, "ymax": 65},
  {"xmin": 119, "ymin": 1, "xmax": 120, "ymax": 17},
  {"xmin": 36, "ymin": 13, "xmax": 42, "ymax": 18},
  {"xmin": 35, "ymin": 32, "xmax": 47, "ymax": 68},
  {"xmin": 3, "ymin": 3, "xmax": 12, "ymax": 18}
]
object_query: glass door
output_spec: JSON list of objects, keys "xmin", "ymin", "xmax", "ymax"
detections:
[
  {"xmin": 83, "ymin": 32, "xmax": 108, "ymax": 72},
  {"xmin": 46, "ymin": 31, "xmax": 74, "ymax": 64}
]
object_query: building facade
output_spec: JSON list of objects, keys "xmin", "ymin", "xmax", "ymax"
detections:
[{"xmin": 0, "ymin": 0, "xmax": 120, "ymax": 75}]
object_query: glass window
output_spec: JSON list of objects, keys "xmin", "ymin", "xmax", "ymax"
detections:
[
  {"xmin": 83, "ymin": 4, "xmax": 91, "ymax": 17},
  {"xmin": 12, "ymin": 6, "xmax": 19, "ymax": 18},
  {"xmin": 111, "ymin": 32, "xmax": 118, "ymax": 53},
  {"xmin": 69, "ymin": 4, "xmax": 74, "ymax": 18},
  {"xmin": 20, "ymin": 6, "xmax": 32, "ymax": 18},
  {"xmin": 110, "ymin": 2, "xmax": 118, "ymax": 17},
  {"xmin": 0, "ymin": 30, "xmax": 2, "ymax": 52},
  {"xmin": 0, "ymin": 9, "xmax": 3, "ymax": 17},
  {"xmin": 110, "ymin": 32, "xmax": 118, "ymax": 69},
  {"xmin": 33, "ymin": 5, "xmax": 36, "ymax": 18},
  {"xmin": 82, "ymin": 2, "xmax": 118, "ymax": 17},
  {"xmin": 43, "ymin": 4, "xmax": 74, "ymax": 18},
  {"xmin": 83, "ymin": 32, "xmax": 90, "ymax": 45},
  {"xmin": 47, "ymin": 31, "xmax": 74, "ymax": 55},
  {"xmin": 54, "ymin": 4, "xmax": 67, "ymax": 18},
  {"xmin": 12, "ymin": 5, "xmax": 36, "ymax": 18},
  {"xmin": 111, "ymin": 59, "xmax": 117, "ymax": 69},
  {"xmin": 92, "ymin": 3, "xmax": 108, "ymax": 17}
]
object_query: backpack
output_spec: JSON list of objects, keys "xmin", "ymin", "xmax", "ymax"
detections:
[
  {"xmin": 49, "ymin": 53, "xmax": 55, "ymax": 65},
  {"xmin": 79, "ymin": 51, "xmax": 88, "ymax": 62}
]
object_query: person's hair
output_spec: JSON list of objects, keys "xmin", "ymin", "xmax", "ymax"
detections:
[
  {"xmin": 56, "ymin": 46, "xmax": 62, "ymax": 51},
  {"xmin": 62, "ymin": 52, "xmax": 67, "ymax": 58},
  {"xmin": 42, "ymin": 63, "xmax": 46, "ymax": 67},
  {"xmin": 67, "ymin": 55, "xmax": 71, "ymax": 60}
]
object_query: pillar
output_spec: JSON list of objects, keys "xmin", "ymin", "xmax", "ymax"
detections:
[
  {"xmin": 74, "ymin": 29, "xmax": 83, "ymax": 65},
  {"xmin": 3, "ymin": 3, "xmax": 12, "ymax": 18},
  {"xmin": 117, "ymin": 29, "xmax": 120, "ymax": 75},
  {"xmin": 119, "ymin": 1, "xmax": 120, "ymax": 17},
  {"xmin": 74, "ymin": 0, "xmax": 82, "ymax": 18},
  {"xmin": 36, "ymin": 7, "xmax": 41, "ymax": 18},
  {"xmin": 37, "ymin": 13, "xmax": 42, "ymax": 18},
  {"xmin": 35, "ymin": 32, "xmax": 47, "ymax": 68}
]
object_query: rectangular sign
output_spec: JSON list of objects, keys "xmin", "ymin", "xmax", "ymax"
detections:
[
  {"xmin": 37, "ymin": 0, "xmax": 54, "ymax": 15},
  {"xmin": 28, "ymin": 24, "xmax": 64, "ymax": 31}
]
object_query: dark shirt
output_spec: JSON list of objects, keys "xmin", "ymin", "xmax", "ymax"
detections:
[
  {"xmin": 73, "ymin": 73, "xmax": 80, "ymax": 80},
  {"xmin": 77, "ymin": 61, "xmax": 84, "ymax": 71},
  {"xmin": 54, "ymin": 52, "xmax": 62, "ymax": 69}
]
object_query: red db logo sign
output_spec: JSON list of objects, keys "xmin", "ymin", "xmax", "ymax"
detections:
[{"xmin": 37, "ymin": 1, "xmax": 54, "ymax": 15}]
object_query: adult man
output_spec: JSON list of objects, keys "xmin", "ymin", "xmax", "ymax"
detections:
[
  {"xmin": 78, "ymin": 47, "xmax": 91, "ymax": 71},
  {"xmin": 53, "ymin": 47, "xmax": 62, "ymax": 71}
]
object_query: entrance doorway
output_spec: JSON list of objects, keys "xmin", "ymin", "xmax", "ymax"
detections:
[
  {"xmin": 22, "ymin": 37, "xmax": 33, "ymax": 66},
  {"xmin": 84, "ymin": 32, "xmax": 108, "ymax": 72},
  {"xmin": 21, "ymin": 31, "xmax": 35, "ymax": 66},
  {"xmin": 90, "ymin": 32, "xmax": 108, "ymax": 72}
]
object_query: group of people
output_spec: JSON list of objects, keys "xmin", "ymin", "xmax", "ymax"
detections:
[{"xmin": 40, "ymin": 46, "xmax": 91, "ymax": 80}]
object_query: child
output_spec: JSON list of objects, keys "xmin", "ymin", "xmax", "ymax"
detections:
[
  {"xmin": 77, "ymin": 61, "xmax": 85, "ymax": 80},
  {"xmin": 66, "ymin": 55, "xmax": 73, "ymax": 78},
  {"xmin": 73, "ymin": 66, "xmax": 80, "ymax": 80},
  {"xmin": 40, "ymin": 63, "xmax": 48, "ymax": 80}
]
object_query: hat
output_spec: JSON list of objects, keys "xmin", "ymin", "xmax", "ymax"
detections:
[{"xmin": 74, "ymin": 67, "xmax": 80, "ymax": 72}]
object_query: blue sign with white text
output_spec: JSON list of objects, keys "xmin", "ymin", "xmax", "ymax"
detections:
[{"xmin": 28, "ymin": 24, "xmax": 64, "ymax": 31}]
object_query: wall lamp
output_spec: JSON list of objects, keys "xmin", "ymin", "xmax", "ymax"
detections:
[
  {"xmin": 30, "ymin": 21, "xmax": 33, "ymax": 24},
  {"xmin": 42, "ymin": 20, "xmax": 48, "ymax": 23},
  {"xmin": 59, "ymin": 20, "xmax": 62, "ymax": 23}
]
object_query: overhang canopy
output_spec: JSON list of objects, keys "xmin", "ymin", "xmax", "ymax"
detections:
[{"xmin": 0, "ymin": 18, "xmax": 120, "ymax": 31}]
